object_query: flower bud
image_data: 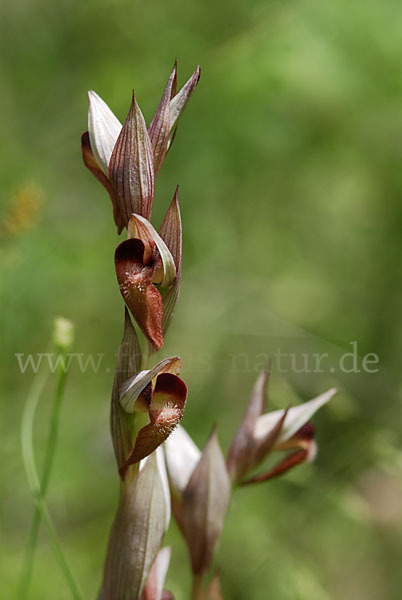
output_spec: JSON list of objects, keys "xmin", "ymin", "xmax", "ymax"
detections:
[
  {"xmin": 82, "ymin": 64, "xmax": 200, "ymax": 233},
  {"xmin": 53, "ymin": 317, "xmax": 74, "ymax": 351},
  {"xmin": 141, "ymin": 547, "xmax": 171, "ymax": 600},
  {"xmin": 148, "ymin": 62, "xmax": 177, "ymax": 176},
  {"xmin": 109, "ymin": 92, "xmax": 155, "ymax": 226},
  {"xmin": 88, "ymin": 91, "xmax": 122, "ymax": 176},
  {"xmin": 165, "ymin": 427, "xmax": 230, "ymax": 575},
  {"xmin": 169, "ymin": 66, "xmax": 201, "ymax": 143}
]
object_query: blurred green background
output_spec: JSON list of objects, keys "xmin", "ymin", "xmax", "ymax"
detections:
[{"xmin": 1, "ymin": 0, "xmax": 402, "ymax": 598}]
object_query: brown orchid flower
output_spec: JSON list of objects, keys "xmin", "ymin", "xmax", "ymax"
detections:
[
  {"xmin": 115, "ymin": 189, "xmax": 182, "ymax": 351},
  {"xmin": 118, "ymin": 355, "xmax": 187, "ymax": 479},
  {"xmin": 226, "ymin": 366, "xmax": 337, "ymax": 485}
]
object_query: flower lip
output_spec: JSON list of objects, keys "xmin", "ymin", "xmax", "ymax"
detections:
[
  {"xmin": 119, "ymin": 371, "xmax": 187, "ymax": 471},
  {"xmin": 151, "ymin": 372, "xmax": 187, "ymax": 409},
  {"xmin": 115, "ymin": 238, "xmax": 164, "ymax": 350}
]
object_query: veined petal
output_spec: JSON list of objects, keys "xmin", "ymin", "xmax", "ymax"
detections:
[
  {"xmin": 254, "ymin": 388, "xmax": 337, "ymax": 445},
  {"xmin": 122, "ymin": 373, "xmax": 187, "ymax": 466},
  {"xmin": 159, "ymin": 188, "xmax": 182, "ymax": 334},
  {"xmin": 81, "ymin": 132, "xmax": 125, "ymax": 233},
  {"xmin": 115, "ymin": 238, "xmax": 164, "ymax": 351},
  {"xmin": 128, "ymin": 214, "xmax": 176, "ymax": 288},
  {"xmin": 169, "ymin": 66, "xmax": 201, "ymax": 136},
  {"xmin": 148, "ymin": 62, "xmax": 177, "ymax": 176},
  {"xmin": 120, "ymin": 356, "xmax": 182, "ymax": 413},
  {"xmin": 88, "ymin": 91, "xmax": 122, "ymax": 175},
  {"xmin": 164, "ymin": 425, "xmax": 201, "ymax": 496},
  {"xmin": 159, "ymin": 188, "xmax": 182, "ymax": 272},
  {"xmin": 141, "ymin": 547, "xmax": 171, "ymax": 600},
  {"xmin": 109, "ymin": 92, "xmax": 155, "ymax": 227}
]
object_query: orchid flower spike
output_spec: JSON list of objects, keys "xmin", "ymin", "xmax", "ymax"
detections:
[
  {"xmin": 226, "ymin": 366, "xmax": 337, "ymax": 485},
  {"xmin": 81, "ymin": 63, "xmax": 200, "ymax": 233},
  {"xmin": 164, "ymin": 426, "xmax": 231, "ymax": 576}
]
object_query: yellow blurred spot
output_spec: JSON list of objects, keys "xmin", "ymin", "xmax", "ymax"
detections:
[{"xmin": 1, "ymin": 182, "xmax": 44, "ymax": 239}]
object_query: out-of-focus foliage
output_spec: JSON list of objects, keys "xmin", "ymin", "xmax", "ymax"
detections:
[{"xmin": 1, "ymin": 0, "xmax": 402, "ymax": 598}]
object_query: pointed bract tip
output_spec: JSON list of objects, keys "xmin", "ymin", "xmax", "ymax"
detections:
[
  {"xmin": 87, "ymin": 89, "xmax": 98, "ymax": 102},
  {"xmin": 181, "ymin": 425, "xmax": 231, "ymax": 575}
]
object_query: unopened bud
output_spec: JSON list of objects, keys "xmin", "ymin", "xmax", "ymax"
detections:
[{"xmin": 53, "ymin": 317, "xmax": 74, "ymax": 351}]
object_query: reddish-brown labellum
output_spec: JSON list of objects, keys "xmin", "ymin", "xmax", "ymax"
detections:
[
  {"xmin": 115, "ymin": 238, "xmax": 164, "ymax": 351},
  {"xmin": 241, "ymin": 448, "xmax": 309, "ymax": 485},
  {"xmin": 119, "ymin": 373, "xmax": 187, "ymax": 477},
  {"xmin": 241, "ymin": 421, "xmax": 318, "ymax": 485}
]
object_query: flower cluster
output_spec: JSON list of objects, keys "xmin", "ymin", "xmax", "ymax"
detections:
[
  {"xmin": 164, "ymin": 368, "xmax": 337, "ymax": 586},
  {"xmin": 83, "ymin": 64, "xmax": 336, "ymax": 600},
  {"xmin": 82, "ymin": 63, "xmax": 200, "ymax": 600},
  {"xmin": 82, "ymin": 62, "xmax": 200, "ymax": 475}
]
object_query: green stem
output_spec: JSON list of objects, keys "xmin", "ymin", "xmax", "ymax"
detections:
[
  {"xmin": 19, "ymin": 369, "xmax": 48, "ymax": 599},
  {"xmin": 42, "ymin": 358, "xmax": 68, "ymax": 492},
  {"xmin": 19, "ymin": 357, "xmax": 85, "ymax": 600}
]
